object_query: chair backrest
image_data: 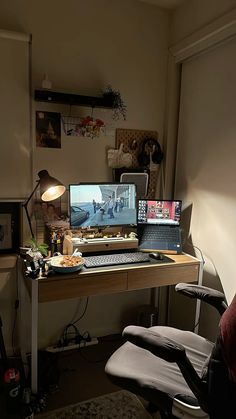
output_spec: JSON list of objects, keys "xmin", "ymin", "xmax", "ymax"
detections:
[
  {"xmin": 220, "ymin": 293, "xmax": 236, "ymax": 384},
  {"xmin": 206, "ymin": 294, "xmax": 236, "ymax": 418}
]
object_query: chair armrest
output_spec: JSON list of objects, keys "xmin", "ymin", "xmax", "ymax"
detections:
[
  {"xmin": 123, "ymin": 325, "xmax": 207, "ymax": 410},
  {"xmin": 123, "ymin": 325, "xmax": 186, "ymax": 362},
  {"xmin": 175, "ymin": 283, "xmax": 227, "ymax": 315}
]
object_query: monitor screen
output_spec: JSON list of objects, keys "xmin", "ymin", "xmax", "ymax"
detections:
[
  {"xmin": 69, "ymin": 183, "xmax": 137, "ymax": 228},
  {"xmin": 138, "ymin": 199, "xmax": 182, "ymax": 225}
]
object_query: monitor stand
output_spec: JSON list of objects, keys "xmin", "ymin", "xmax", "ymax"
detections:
[
  {"xmin": 65, "ymin": 227, "xmax": 138, "ymax": 254},
  {"xmin": 71, "ymin": 236, "xmax": 138, "ymax": 253}
]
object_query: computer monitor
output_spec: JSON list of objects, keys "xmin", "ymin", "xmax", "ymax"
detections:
[
  {"xmin": 137, "ymin": 199, "xmax": 182, "ymax": 225},
  {"xmin": 69, "ymin": 183, "xmax": 137, "ymax": 228}
]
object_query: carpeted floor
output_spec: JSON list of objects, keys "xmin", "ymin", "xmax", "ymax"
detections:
[
  {"xmin": 35, "ymin": 337, "xmax": 160, "ymax": 419},
  {"xmin": 41, "ymin": 335, "xmax": 123, "ymax": 411},
  {"xmin": 38, "ymin": 390, "xmax": 153, "ymax": 419}
]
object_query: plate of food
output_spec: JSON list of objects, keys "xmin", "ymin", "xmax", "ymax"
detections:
[{"xmin": 50, "ymin": 254, "xmax": 85, "ymax": 273}]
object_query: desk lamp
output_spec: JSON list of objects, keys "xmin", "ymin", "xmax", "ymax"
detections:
[{"xmin": 23, "ymin": 170, "xmax": 66, "ymax": 239}]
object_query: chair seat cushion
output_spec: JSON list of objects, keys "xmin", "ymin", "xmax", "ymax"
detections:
[{"xmin": 105, "ymin": 326, "xmax": 213, "ymax": 409}]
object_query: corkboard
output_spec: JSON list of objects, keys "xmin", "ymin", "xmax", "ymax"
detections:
[{"xmin": 115, "ymin": 128, "xmax": 160, "ymax": 199}]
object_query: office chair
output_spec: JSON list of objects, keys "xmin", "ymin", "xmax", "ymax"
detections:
[{"xmin": 105, "ymin": 283, "xmax": 236, "ymax": 418}]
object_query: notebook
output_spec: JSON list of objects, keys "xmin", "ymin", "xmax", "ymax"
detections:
[{"xmin": 137, "ymin": 199, "xmax": 182, "ymax": 254}]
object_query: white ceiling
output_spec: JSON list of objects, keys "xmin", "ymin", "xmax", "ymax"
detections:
[{"xmin": 138, "ymin": 0, "xmax": 185, "ymax": 10}]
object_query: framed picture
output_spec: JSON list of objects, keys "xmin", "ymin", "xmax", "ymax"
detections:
[
  {"xmin": 34, "ymin": 198, "xmax": 62, "ymax": 223},
  {"xmin": 36, "ymin": 111, "xmax": 61, "ymax": 148},
  {"xmin": 0, "ymin": 202, "xmax": 21, "ymax": 254}
]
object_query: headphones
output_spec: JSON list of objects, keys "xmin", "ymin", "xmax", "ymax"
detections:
[{"xmin": 138, "ymin": 137, "xmax": 163, "ymax": 167}]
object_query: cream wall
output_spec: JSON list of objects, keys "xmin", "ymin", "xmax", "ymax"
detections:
[
  {"xmin": 170, "ymin": 0, "xmax": 236, "ymax": 44},
  {"xmin": 0, "ymin": 0, "xmax": 170, "ymax": 350},
  {"xmin": 0, "ymin": 36, "xmax": 31, "ymax": 199},
  {"xmin": 0, "ymin": 0, "xmax": 169, "ymax": 188},
  {"xmin": 168, "ymin": 1, "xmax": 236, "ymax": 340}
]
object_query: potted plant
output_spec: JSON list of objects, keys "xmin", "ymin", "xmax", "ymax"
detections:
[
  {"xmin": 102, "ymin": 85, "xmax": 127, "ymax": 121},
  {"xmin": 26, "ymin": 238, "xmax": 49, "ymax": 262}
]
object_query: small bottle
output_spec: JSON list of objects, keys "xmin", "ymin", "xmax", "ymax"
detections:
[
  {"xmin": 41, "ymin": 74, "xmax": 52, "ymax": 90},
  {"xmin": 21, "ymin": 387, "xmax": 34, "ymax": 419},
  {"xmin": 4, "ymin": 368, "xmax": 21, "ymax": 414},
  {"xmin": 23, "ymin": 403, "xmax": 34, "ymax": 419},
  {"xmin": 51, "ymin": 240, "xmax": 58, "ymax": 255}
]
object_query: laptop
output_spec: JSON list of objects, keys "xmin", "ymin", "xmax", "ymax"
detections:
[{"xmin": 137, "ymin": 199, "xmax": 182, "ymax": 254}]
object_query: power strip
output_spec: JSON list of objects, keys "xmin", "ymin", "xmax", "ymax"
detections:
[{"xmin": 46, "ymin": 337, "xmax": 98, "ymax": 353}]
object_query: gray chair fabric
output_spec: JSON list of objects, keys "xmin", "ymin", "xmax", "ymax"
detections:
[
  {"xmin": 106, "ymin": 326, "xmax": 213, "ymax": 414},
  {"xmin": 105, "ymin": 284, "xmax": 236, "ymax": 419}
]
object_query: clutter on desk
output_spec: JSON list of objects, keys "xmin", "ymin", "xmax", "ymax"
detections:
[
  {"xmin": 24, "ymin": 259, "xmax": 41, "ymax": 279},
  {"xmin": 128, "ymin": 231, "xmax": 137, "ymax": 239},
  {"xmin": 63, "ymin": 229, "xmax": 73, "ymax": 255},
  {"xmin": 23, "ymin": 238, "xmax": 48, "ymax": 276},
  {"xmin": 49, "ymin": 229, "xmax": 62, "ymax": 255}
]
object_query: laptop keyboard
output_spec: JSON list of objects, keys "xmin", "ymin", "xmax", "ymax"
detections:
[
  {"xmin": 141, "ymin": 226, "xmax": 179, "ymax": 241},
  {"xmin": 84, "ymin": 252, "xmax": 150, "ymax": 268}
]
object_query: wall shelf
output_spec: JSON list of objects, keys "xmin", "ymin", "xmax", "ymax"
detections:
[{"xmin": 34, "ymin": 89, "xmax": 114, "ymax": 109}]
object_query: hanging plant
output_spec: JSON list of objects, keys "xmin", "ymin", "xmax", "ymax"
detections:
[{"xmin": 102, "ymin": 85, "xmax": 127, "ymax": 121}]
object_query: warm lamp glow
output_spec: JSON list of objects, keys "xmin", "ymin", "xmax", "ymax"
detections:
[
  {"xmin": 23, "ymin": 170, "xmax": 66, "ymax": 238},
  {"xmin": 42, "ymin": 185, "xmax": 66, "ymax": 201}
]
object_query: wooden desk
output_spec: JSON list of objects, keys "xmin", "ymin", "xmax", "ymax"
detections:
[{"xmin": 21, "ymin": 253, "xmax": 200, "ymax": 394}]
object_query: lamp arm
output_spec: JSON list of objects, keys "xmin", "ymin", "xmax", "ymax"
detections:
[{"xmin": 23, "ymin": 181, "xmax": 40, "ymax": 239}]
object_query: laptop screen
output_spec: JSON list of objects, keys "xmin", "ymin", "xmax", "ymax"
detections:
[{"xmin": 137, "ymin": 199, "xmax": 182, "ymax": 226}]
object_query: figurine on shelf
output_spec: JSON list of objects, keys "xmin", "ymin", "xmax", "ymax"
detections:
[{"xmin": 63, "ymin": 230, "xmax": 73, "ymax": 255}]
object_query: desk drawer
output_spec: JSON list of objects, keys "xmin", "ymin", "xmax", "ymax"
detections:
[
  {"xmin": 128, "ymin": 264, "xmax": 199, "ymax": 290},
  {"xmin": 38, "ymin": 272, "xmax": 127, "ymax": 302}
]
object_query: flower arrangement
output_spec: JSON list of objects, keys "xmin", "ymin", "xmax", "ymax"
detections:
[
  {"xmin": 63, "ymin": 115, "xmax": 105, "ymax": 138},
  {"xmin": 62, "ymin": 115, "xmax": 105, "ymax": 138},
  {"xmin": 62, "ymin": 85, "xmax": 126, "ymax": 138},
  {"xmin": 76, "ymin": 116, "xmax": 105, "ymax": 138}
]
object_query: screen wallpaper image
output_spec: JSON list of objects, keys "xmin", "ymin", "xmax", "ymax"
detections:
[
  {"xmin": 69, "ymin": 184, "xmax": 137, "ymax": 228},
  {"xmin": 138, "ymin": 200, "xmax": 181, "ymax": 225}
]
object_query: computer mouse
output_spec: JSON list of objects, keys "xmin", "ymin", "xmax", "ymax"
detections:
[{"xmin": 149, "ymin": 252, "xmax": 164, "ymax": 261}]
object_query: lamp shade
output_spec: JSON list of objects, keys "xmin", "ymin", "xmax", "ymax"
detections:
[
  {"xmin": 38, "ymin": 170, "xmax": 66, "ymax": 202},
  {"xmin": 23, "ymin": 169, "xmax": 66, "ymax": 239}
]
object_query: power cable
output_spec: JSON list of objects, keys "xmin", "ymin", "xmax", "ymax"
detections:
[{"xmin": 71, "ymin": 297, "xmax": 89, "ymax": 325}]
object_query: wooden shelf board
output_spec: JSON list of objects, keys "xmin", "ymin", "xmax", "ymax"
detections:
[{"xmin": 34, "ymin": 89, "xmax": 114, "ymax": 109}]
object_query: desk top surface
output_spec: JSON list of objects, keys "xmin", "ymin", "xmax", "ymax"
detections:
[
  {"xmin": 37, "ymin": 253, "xmax": 199, "ymax": 282},
  {"xmin": 24, "ymin": 253, "xmax": 200, "ymax": 302}
]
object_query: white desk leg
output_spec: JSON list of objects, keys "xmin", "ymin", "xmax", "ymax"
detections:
[
  {"xmin": 31, "ymin": 278, "xmax": 38, "ymax": 394},
  {"xmin": 18, "ymin": 257, "xmax": 29, "ymax": 379},
  {"xmin": 194, "ymin": 259, "xmax": 204, "ymax": 334}
]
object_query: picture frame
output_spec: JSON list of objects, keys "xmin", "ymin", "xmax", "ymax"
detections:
[
  {"xmin": 36, "ymin": 111, "xmax": 61, "ymax": 148},
  {"xmin": 0, "ymin": 202, "xmax": 21, "ymax": 254}
]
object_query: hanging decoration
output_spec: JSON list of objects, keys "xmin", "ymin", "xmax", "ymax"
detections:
[
  {"xmin": 60, "ymin": 84, "xmax": 126, "ymax": 138},
  {"xmin": 102, "ymin": 85, "xmax": 127, "ymax": 121},
  {"xmin": 62, "ymin": 115, "xmax": 105, "ymax": 138}
]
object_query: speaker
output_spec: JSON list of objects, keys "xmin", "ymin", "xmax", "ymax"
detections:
[{"xmin": 120, "ymin": 172, "xmax": 149, "ymax": 199}]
